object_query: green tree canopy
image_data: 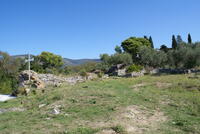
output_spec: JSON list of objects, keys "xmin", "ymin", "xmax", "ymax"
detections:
[
  {"xmin": 39, "ymin": 51, "xmax": 63, "ymax": 68},
  {"xmin": 138, "ymin": 46, "xmax": 167, "ymax": 68},
  {"xmin": 121, "ymin": 37, "xmax": 151, "ymax": 60},
  {"xmin": 176, "ymin": 35, "xmax": 183, "ymax": 45},
  {"xmin": 115, "ymin": 45, "xmax": 122, "ymax": 54},
  {"xmin": 31, "ymin": 52, "xmax": 64, "ymax": 73},
  {"xmin": 160, "ymin": 44, "xmax": 169, "ymax": 53},
  {"xmin": 172, "ymin": 35, "xmax": 178, "ymax": 49},
  {"xmin": 188, "ymin": 33, "xmax": 192, "ymax": 44},
  {"xmin": 149, "ymin": 36, "xmax": 154, "ymax": 48}
]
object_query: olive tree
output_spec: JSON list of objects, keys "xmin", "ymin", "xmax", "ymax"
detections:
[{"xmin": 138, "ymin": 46, "xmax": 167, "ymax": 68}]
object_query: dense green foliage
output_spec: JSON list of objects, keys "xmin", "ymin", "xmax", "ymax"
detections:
[
  {"xmin": 98, "ymin": 53, "xmax": 133, "ymax": 71},
  {"xmin": 63, "ymin": 62, "xmax": 98, "ymax": 75},
  {"xmin": 160, "ymin": 44, "xmax": 169, "ymax": 53},
  {"xmin": 0, "ymin": 52, "xmax": 21, "ymax": 94},
  {"xmin": 99, "ymin": 34, "xmax": 200, "ymax": 70},
  {"xmin": 172, "ymin": 35, "xmax": 178, "ymax": 49},
  {"xmin": 176, "ymin": 35, "xmax": 183, "ymax": 46},
  {"xmin": 188, "ymin": 33, "xmax": 192, "ymax": 44},
  {"xmin": 31, "ymin": 51, "xmax": 64, "ymax": 74},
  {"xmin": 138, "ymin": 46, "xmax": 167, "ymax": 68},
  {"xmin": 121, "ymin": 37, "xmax": 151, "ymax": 61},
  {"xmin": 126, "ymin": 64, "xmax": 143, "ymax": 73},
  {"xmin": 167, "ymin": 44, "xmax": 200, "ymax": 69},
  {"xmin": 149, "ymin": 36, "xmax": 154, "ymax": 48},
  {"xmin": 114, "ymin": 45, "xmax": 122, "ymax": 54},
  {"xmin": 138, "ymin": 42, "xmax": 200, "ymax": 69}
]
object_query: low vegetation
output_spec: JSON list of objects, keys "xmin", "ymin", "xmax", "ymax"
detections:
[{"xmin": 0, "ymin": 74, "xmax": 200, "ymax": 134}]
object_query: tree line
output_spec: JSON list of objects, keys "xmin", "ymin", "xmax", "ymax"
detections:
[
  {"xmin": 99, "ymin": 34, "xmax": 200, "ymax": 71},
  {"xmin": 1, "ymin": 33, "xmax": 200, "ymax": 94}
]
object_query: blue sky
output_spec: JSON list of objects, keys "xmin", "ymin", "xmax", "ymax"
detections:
[{"xmin": 0, "ymin": 0, "xmax": 200, "ymax": 59}]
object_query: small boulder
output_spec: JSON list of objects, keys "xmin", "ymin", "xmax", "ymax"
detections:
[{"xmin": 51, "ymin": 107, "xmax": 60, "ymax": 115}]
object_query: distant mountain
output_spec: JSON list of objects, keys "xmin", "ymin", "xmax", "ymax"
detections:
[
  {"xmin": 63, "ymin": 58, "xmax": 100, "ymax": 66},
  {"xmin": 12, "ymin": 54, "xmax": 29, "ymax": 59},
  {"xmin": 12, "ymin": 55, "xmax": 100, "ymax": 66}
]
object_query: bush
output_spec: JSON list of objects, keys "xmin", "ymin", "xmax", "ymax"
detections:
[
  {"xmin": 126, "ymin": 64, "xmax": 143, "ymax": 73},
  {"xmin": 97, "ymin": 71, "xmax": 104, "ymax": 78},
  {"xmin": 100, "ymin": 53, "xmax": 133, "ymax": 66},
  {"xmin": 111, "ymin": 125, "xmax": 126, "ymax": 134},
  {"xmin": 99, "ymin": 53, "xmax": 133, "ymax": 73},
  {"xmin": 79, "ymin": 69, "xmax": 88, "ymax": 77}
]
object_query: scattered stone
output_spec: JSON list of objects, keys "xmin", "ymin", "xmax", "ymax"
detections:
[
  {"xmin": 46, "ymin": 117, "xmax": 51, "ymax": 120},
  {"xmin": 107, "ymin": 64, "xmax": 127, "ymax": 77},
  {"xmin": 16, "ymin": 70, "xmax": 102, "ymax": 95},
  {"xmin": 19, "ymin": 70, "xmax": 45, "ymax": 89},
  {"xmin": 64, "ymin": 113, "xmax": 69, "ymax": 116},
  {"xmin": 39, "ymin": 104, "xmax": 46, "ymax": 108},
  {"xmin": 96, "ymin": 129, "xmax": 116, "ymax": 134},
  {"xmin": 87, "ymin": 73, "xmax": 98, "ymax": 80},
  {"xmin": 150, "ymin": 69, "xmax": 159, "ymax": 74},
  {"xmin": 126, "ymin": 71, "xmax": 144, "ymax": 77},
  {"xmin": 24, "ymin": 88, "xmax": 31, "ymax": 95},
  {"xmin": 0, "ymin": 107, "xmax": 25, "ymax": 114},
  {"xmin": 115, "ymin": 105, "xmax": 167, "ymax": 134},
  {"xmin": 102, "ymin": 74, "xmax": 109, "ymax": 79},
  {"xmin": 51, "ymin": 107, "xmax": 60, "ymax": 115}
]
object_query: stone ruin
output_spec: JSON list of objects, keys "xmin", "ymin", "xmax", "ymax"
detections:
[
  {"xmin": 19, "ymin": 70, "xmax": 45, "ymax": 89},
  {"xmin": 107, "ymin": 64, "xmax": 145, "ymax": 77},
  {"xmin": 15, "ymin": 70, "xmax": 99, "ymax": 95}
]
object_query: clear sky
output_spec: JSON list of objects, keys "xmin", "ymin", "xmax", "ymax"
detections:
[{"xmin": 0, "ymin": 0, "xmax": 199, "ymax": 59}]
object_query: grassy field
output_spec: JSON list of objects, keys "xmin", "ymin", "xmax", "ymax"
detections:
[{"xmin": 0, "ymin": 74, "xmax": 200, "ymax": 134}]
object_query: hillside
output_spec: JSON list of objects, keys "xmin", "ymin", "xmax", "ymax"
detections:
[
  {"xmin": 0, "ymin": 74, "xmax": 200, "ymax": 134},
  {"xmin": 12, "ymin": 55, "xmax": 100, "ymax": 66},
  {"xmin": 63, "ymin": 58, "xmax": 100, "ymax": 66}
]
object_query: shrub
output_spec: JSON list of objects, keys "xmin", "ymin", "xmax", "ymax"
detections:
[
  {"xmin": 111, "ymin": 125, "xmax": 126, "ymax": 134},
  {"xmin": 99, "ymin": 53, "xmax": 133, "ymax": 73},
  {"xmin": 97, "ymin": 71, "xmax": 104, "ymax": 78},
  {"xmin": 79, "ymin": 69, "xmax": 88, "ymax": 77},
  {"xmin": 126, "ymin": 64, "xmax": 143, "ymax": 73}
]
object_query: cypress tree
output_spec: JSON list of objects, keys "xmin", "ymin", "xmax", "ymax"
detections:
[
  {"xmin": 149, "ymin": 36, "xmax": 154, "ymax": 48},
  {"xmin": 144, "ymin": 36, "xmax": 148, "ymax": 40},
  {"xmin": 188, "ymin": 33, "xmax": 192, "ymax": 44},
  {"xmin": 172, "ymin": 35, "xmax": 177, "ymax": 49}
]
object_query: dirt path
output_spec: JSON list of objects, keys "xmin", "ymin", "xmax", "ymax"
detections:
[
  {"xmin": 114, "ymin": 105, "xmax": 167, "ymax": 134},
  {"xmin": 82, "ymin": 105, "xmax": 167, "ymax": 134}
]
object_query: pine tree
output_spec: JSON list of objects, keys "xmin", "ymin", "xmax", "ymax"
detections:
[
  {"xmin": 172, "ymin": 35, "xmax": 177, "ymax": 49},
  {"xmin": 149, "ymin": 36, "xmax": 154, "ymax": 48},
  {"xmin": 188, "ymin": 33, "xmax": 192, "ymax": 44}
]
